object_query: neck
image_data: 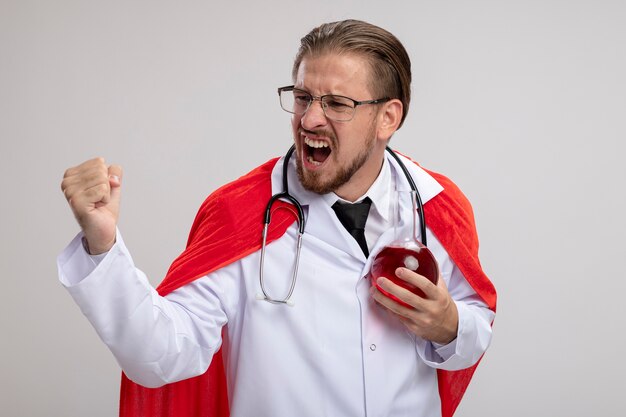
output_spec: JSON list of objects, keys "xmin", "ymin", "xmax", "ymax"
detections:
[{"xmin": 335, "ymin": 149, "xmax": 386, "ymax": 202}]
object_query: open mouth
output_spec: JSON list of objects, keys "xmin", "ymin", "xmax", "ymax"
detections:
[{"xmin": 304, "ymin": 136, "xmax": 332, "ymax": 166}]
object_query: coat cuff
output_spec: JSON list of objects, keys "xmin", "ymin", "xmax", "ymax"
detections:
[{"xmin": 416, "ymin": 300, "xmax": 493, "ymax": 370}]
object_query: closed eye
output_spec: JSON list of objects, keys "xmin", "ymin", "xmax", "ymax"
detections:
[{"xmin": 294, "ymin": 94, "xmax": 312, "ymax": 106}]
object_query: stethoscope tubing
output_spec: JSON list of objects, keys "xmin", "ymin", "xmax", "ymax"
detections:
[{"xmin": 258, "ymin": 145, "xmax": 427, "ymax": 305}]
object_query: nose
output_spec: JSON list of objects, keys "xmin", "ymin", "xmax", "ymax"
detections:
[{"xmin": 300, "ymin": 99, "xmax": 328, "ymax": 130}]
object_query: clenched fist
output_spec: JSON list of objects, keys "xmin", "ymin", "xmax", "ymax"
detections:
[{"xmin": 61, "ymin": 158, "xmax": 123, "ymax": 254}]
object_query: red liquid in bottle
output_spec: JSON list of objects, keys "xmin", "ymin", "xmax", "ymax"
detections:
[{"xmin": 370, "ymin": 244, "xmax": 439, "ymax": 307}]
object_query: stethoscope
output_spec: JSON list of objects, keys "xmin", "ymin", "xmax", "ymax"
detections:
[{"xmin": 258, "ymin": 145, "xmax": 427, "ymax": 305}]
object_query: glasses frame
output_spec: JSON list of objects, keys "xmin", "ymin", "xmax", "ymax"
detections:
[{"xmin": 277, "ymin": 85, "xmax": 391, "ymax": 122}]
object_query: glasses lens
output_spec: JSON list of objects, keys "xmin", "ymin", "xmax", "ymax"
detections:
[
  {"xmin": 321, "ymin": 95, "xmax": 356, "ymax": 121},
  {"xmin": 280, "ymin": 89, "xmax": 311, "ymax": 114},
  {"xmin": 279, "ymin": 88, "xmax": 357, "ymax": 121}
]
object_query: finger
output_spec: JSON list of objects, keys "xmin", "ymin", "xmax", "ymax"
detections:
[
  {"xmin": 62, "ymin": 163, "xmax": 107, "ymax": 186},
  {"xmin": 69, "ymin": 182, "xmax": 112, "ymax": 209},
  {"xmin": 394, "ymin": 268, "xmax": 439, "ymax": 299},
  {"xmin": 62, "ymin": 168, "xmax": 112, "ymax": 204},
  {"xmin": 374, "ymin": 276, "xmax": 426, "ymax": 311},
  {"xmin": 62, "ymin": 172, "xmax": 109, "ymax": 198},
  {"xmin": 62, "ymin": 160, "xmax": 109, "ymax": 198},
  {"xmin": 436, "ymin": 273, "xmax": 448, "ymax": 291},
  {"xmin": 370, "ymin": 283, "xmax": 417, "ymax": 319},
  {"xmin": 63, "ymin": 157, "xmax": 107, "ymax": 180}
]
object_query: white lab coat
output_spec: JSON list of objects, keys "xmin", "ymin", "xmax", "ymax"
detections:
[{"xmin": 58, "ymin": 153, "xmax": 494, "ymax": 417}]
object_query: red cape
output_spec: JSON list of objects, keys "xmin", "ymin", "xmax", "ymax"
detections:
[{"xmin": 119, "ymin": 155, "xmax": 497, "ymax": 417}]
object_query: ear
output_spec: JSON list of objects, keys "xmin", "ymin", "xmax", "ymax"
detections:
[{"xmin": 376, "ymin": 99, "xmax": 403, "ymax": 142}]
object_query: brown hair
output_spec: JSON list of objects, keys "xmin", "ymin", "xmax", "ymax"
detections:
[{"xmin": 292, "ymin": 19, "xmax": 412, "ymax": 129}]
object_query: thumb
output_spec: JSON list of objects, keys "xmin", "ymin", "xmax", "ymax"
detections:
[
  {"xmin": 108, "ymin": 165, "xmax": 123, "ymax": 204},
  {"xmin": 108, "ymin": 164, "xmax": 123, "ymax": 188}
]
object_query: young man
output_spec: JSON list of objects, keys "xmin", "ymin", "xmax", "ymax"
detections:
[{"xmin": 59, "ymin": 20, "xmax": 496, "ymax": 417}]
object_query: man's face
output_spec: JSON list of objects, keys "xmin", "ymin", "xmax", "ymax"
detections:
[{"xmin": 292, "ymin": 53, "xmax": 386, "ymax": 200}]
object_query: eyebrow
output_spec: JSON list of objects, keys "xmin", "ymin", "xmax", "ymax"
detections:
[{"xmin": 293, "ymin": 86, "xmax": 352, "ymax": 98}]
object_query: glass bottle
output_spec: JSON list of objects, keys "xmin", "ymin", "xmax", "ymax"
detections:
[{"xmin": 370, "ymin": 190, "xmax": 439, "ymax": 306}]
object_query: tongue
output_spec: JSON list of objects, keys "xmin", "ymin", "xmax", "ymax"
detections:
[{"xmin": 311, "ymin": 146, "xmax": 331, "ymax": 163}]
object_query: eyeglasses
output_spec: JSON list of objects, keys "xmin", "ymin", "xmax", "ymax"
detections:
[{"xmin": 277, "ymin": 85, "xmax": 390, "ymax": 122}]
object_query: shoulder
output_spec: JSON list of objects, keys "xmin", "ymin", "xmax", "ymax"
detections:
[
  {"xmin": 422, "ymin": 167, "xmax": 475, "ymax": 222},
  {"xmin": 420, "ymin": 164, "xmax": 478, "ymax": 242},
  {"xmin": 199, "ymin": 158, "xmax": 279, "ymax": 212},
  {"xmin": 399, "ymin": 153, "xmax": 497, "ymax": 311},
  {"xmin": 187, "ymin": 157, "xmax": 280, "ymax": 242},
  {"xmin": 203, "ymin": 158, "xmax": 279, "ymax": 207},
  {"xmin": 392, "ymin": 149, "xmax": 473, "ymax": 216},
  {"xmin": 157, "ymin": 157, "xmax": 283, "ymax": 294}
]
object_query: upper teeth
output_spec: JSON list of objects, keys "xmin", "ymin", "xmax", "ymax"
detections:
[{"xmin": 304, "ymin": 137, "xmax": 329, "ymax": 148}]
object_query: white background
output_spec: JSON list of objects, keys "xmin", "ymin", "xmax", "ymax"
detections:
[{"xmin": 1, "ymin": 1, "xmax": 625, "ymax": 416}]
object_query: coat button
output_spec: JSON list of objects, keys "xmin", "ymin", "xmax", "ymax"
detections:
[{"xmin": 369, "ymin": 344, "xmax": 376, "ymax": 351}]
